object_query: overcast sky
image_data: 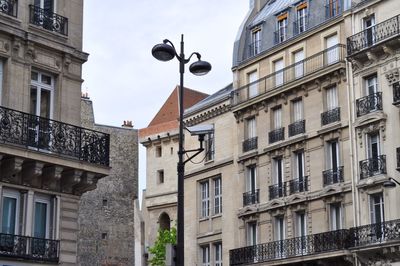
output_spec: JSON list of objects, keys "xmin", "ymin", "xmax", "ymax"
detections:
[{"xmin": 82, "ymin": 1, "xmax": 250, "ymax": 201}]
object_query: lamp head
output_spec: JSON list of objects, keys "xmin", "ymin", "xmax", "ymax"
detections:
[
  {"xmin": 383, "ymin": 179, "xmax": 397, "ymax": 188},
  {"xmin": 189, "ymin": 60, "xmax": 212, "ymax": 76},
  {"xmin": 152, "ymin": 42, "xmax": 176, "ymax": 61}
]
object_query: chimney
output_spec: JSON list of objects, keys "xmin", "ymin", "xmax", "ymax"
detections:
[{"xmin": 122, "ymin": 120, "xmax": 134, "ymax": 128}]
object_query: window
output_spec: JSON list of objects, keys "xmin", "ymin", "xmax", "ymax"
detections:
[
  {"xmin": 205, "ymin": 131, "xmax": 215, "ymax": 161},
  {"xmin": 274, "ymin": 157, "xmax": 284, "ymax": 186},
  {"xmin": 273, "ymin": 106, "xmax": 282, "ymax": 129},
  {"xmin": 248, "ymin": 71, "xmax": 258, "ymax": 98},
  {"xmin": 34, "ymin": 0, "xmax": 54, "ymax": 10},
  {"xmin": 214, "ymin": 177, "xmax": 222, "ymax": 215},
  {"xmin": 275, "ymin": 216, "xmax": 285, "ymax": 240},
  {"xmin": 294, "ymin": 50, "xmax": 304, "ymax": 78},
  {"xmin": 30, "ymin": 71, "xmax": 54, "ymax": 119},
  {"xmin": 33, "ymin": 195, "xmax": 52, "ymax": 240},
  {"xmin": 293, "ymin": 150, "xmax": 305, "ymax": 188},
  {"xmin": 0, "ymin": 59, "xmax": 3, "ymax": 105},
  {"xmin": 365, "ymin": 74, "xmax": 378, "ymax": 96},
  {"xmin": 1, "ymin": 190, "xmax": 20, "ymax": 235},
  {"xmin": 201, "ymin": 245, "xmax": 210, "ymax": 266},
  {"xmin": 251, "ymin": 28, "xmax": 261, "ymax": 56},
  {"xmin": 247, "ymin": 222, "xmax": 257, "ymax": 246},
  {"xmin": 276, "ymin": 14, "xmax": 287, "ymax": 43},
  {"xmin": 326, "ymin": 0, "xmax": 340, "ymax": 18},
  {"xmin": 367, "ymin": 133, "xmax": 380, "ymax": 159},
  {"xmin": 370, "ymin": 193, "xmax": 384, "ymax": 224},
  {"xmin": 325, "ymin": 34, "xmax": 338, "ymax": 64},
  {"xmin": 363, "ymin": 15, "xmax": 376, "ymax": 46},
  {"xmin": 200, "ymin": 181, "xmax": 210, "ymax": 218},
  {"xmin": 157, "ymin": 170, "xmax": 164, "ymax": 184},
  {"xmin": 274, "ymin": 59, "xmax": 284, "ymax": 87},
  {"xmin": 101, "ymin": 232, "xmax": 108, "ymax": 240},
  {"xmin": 296, "ymin": 212, "xmax": 307, "ymax": 237},
  {"xmin": 326, "ymin": 86, "xmax": 338, "ymax": 111},
  {"xmin": 327, "ymin": 140, "xmax": 339, "ymax": 171},
  {"xmin": 292, "ymin": 99, "xmax": 303, "ymax": 122},
  {"xmin": 296, "ymin": 4, "xmax": 307, "ymax": 34},
  {"xmin": 156, "ymin": 146, "xmax": 162, "ymax": 157},
  {"xmin": 214, "ymin": 242, "xmax": 222, "ymax": 266},
  {"xmin": 102, "ymin": 199, "xmax": 108, "ymax": 207},
  {"xmin": 246, "ymin": 165, "xmax": 257, "ymax": 193},
  {"xmin": 246, "ymin": 117, "xmax": 256, "ymax": 140},
  {"xmin": 330, "ymin": 203, "xmax": 342, "ymax": 230}
]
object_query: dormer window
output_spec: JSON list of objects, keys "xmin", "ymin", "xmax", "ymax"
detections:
[
  {"xmin": 275, "ymin": 13, "xmax": 288, "ymax": 44},
  {"xmin": 295, "ymin": 2, "xmax": 308, "ymax": 34},
  {"xmin": 250, "ymin": 27, "xmax": 261, "ymax": 57}
]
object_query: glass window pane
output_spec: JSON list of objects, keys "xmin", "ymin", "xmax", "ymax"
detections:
[
  {"xmin": 40, "ymin": 89, "xmax": 51, "ymax": 118},
  {"xmin": 2, "ymin": 197, "xmax": 17, "ymax": 234},
  {"xmin": 30, "ymin": 87, "xmax": 38, "ymax": 115},
  {"xmin": 41, "ymin": 74, "xmax": 52, "ymax": 86},
  {"xmin": 31, "ymin": 71, "xmax": 38, "ymax": 81},
  {"xmin": 34, "ymin": 202, "xmax": 47, "ymax": 238}
]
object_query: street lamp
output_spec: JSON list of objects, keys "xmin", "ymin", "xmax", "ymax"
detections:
[
  {"xmin": 152, "ymin": 34, "xmax": 211, "ymax": 266},
  {"xmin": 383, "ymin": 177, "xmax": 400, "ymax": 188}
]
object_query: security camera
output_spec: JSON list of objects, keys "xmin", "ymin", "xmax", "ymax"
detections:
[{"xmin": 186, "ymin": 125, "xmax": 214, "ymax": 136}]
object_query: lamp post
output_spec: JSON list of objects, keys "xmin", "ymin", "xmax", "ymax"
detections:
[{"xmin": 152, "ymin": 34, "xmax": 211, "ymax": 265}]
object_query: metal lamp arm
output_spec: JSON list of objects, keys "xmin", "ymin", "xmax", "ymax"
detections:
[
  {"xmin": 389, "ymin": 177, "xmax": 400, "ymax": 186},
  {"xmin": 162, "ymin": 39, "xmax": 180, "ymax": 59}
]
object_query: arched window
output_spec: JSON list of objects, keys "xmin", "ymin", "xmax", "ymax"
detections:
[{"xmin": 159, "ymin": 212, "xmax": 170, "ymax": 231}]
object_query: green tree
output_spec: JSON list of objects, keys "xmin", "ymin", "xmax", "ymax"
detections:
[{"xmin": 148, "ymin": 227, "xmax": 177, "ymax": 266}]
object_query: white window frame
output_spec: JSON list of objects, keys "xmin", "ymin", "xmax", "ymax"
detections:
[
  {"xmin": 247, "ymin": 222, "xmax": 258, "ymax": 246},
  {"xmin": 34, "ymin": 0, "xmax": 56, "ymax": 11},
  {"xmin": 326, "ymin": 34, "xmax": 338, "ymax": 65},
  {"xmin": 274, "ymin": 157, "xmax": 284, "ymax": 185},
  {"xmin": 201, "ymin": 245, "xmax": 210, "ymax": 266},
  {"xmin": 200, "ymin": 181, "xmax": 210, "ymax": 218},
  {"xmin": 296, "ymin": 212, "xmax": 307, "ymax": 237},
  {"xmin": 248, "ymin": 71, "xmax": 258, "ymax": 98},
  {"xmin": 205, "ymin": 131, "xmax": 215, "ymax": 162},
  {"xmin": 294, "ymin": 50, "xmax": 304, "ymax": 79},
  {"xmin": 1, "ymin": 189, "xmax": 20, "ymax": 235},
  {"xmin": 33, "ymin": 194, "xmax": 51, "ymax": 239},
  {"xmin": 31, "ymin": 70, "xmax": 54, "ymax": 119},
  {"xmin": 367, "ymin": 132, "xmax": 380, "ymax": 159},
  {"xmin": 247, "ymin": 165, "xmax": 257, "ymax": 192},
  {"xmin": 292, "ymin": 99, "xmax": 303, "ymax": 122},
  {"xmin": 297, "ymin": 7, "xmax": 307, "ymax": 33},
  {"xmin": 365, "ymin": 74, "xmax": 378, "ymax": 96},
  {"xmin": 246, "ymin": 117, "xmax": 256, "ymax": 139},
  {"xmin": 327, "ymin": 140, "xmax": 340, "ymax": 170},
  {"xmin": 370, "ymin": 193, "xmax": 384, "ymax": 224},
  {"xmin": 293, "ymin": 150, "xmax": 304, "ymax": 180},
  {"xmin": 214, "ymin": 242, "xmax": 222, "ymax": 266},
  {"xmin": 277, "ymin": 18, "xmax": 287, "ymax": 42},
  {"xmin": 326, "ymin": 86, "xmax": 338, "ymax": 111},
  {"xmin": 363, "ymin": 14, "xmax": 376, "ymax": 45},
  {"xmin": 274, "ymin": 59, "xmax": 284, "ymax": 87},
  {"xmin": 251, "ymin": 29, "xmax": 261, "ymax": 55},
  {"xmin": 273, "ymin": 106, "xmax": 282, "ymax": 129},
  {"xmin": 330, "ymin": 203, "xmax": 342, "ymax": 230},
  {"xmin": 214, "ymin": 177, "xmax": 222, "ymax": 215}
]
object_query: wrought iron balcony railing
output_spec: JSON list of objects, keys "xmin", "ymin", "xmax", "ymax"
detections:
[
  {"xmin": 248, "ymin": 40, "xmax": 261, "ymax": 57},
  {"xmin": 321, "ymin": 107, "xmax": 340, "ymax": 126},
  {"xmin": 229, "ymin": 229, "xmax": 351, "ymax": 265},
  {"xmin": 0, "ymin": 233, "xmax": 59, "ymax": 262},
  {"xmin": 347, "ymin": 14, "xmax": 400, "ymax": 56},
  {"xmin": 359, "ymin": 155, "xmax": 386, "ymax": 180},
  {"xmin": 232, "ymin": 45, "xmax": 346, "ymax": 106},
  {"xmin": 29, "ymin": 5, "xmax": 68, "ymax": 36},
  {"xmin": 323, "ymin": 166, "xmax": 344, "ymax": 186},
  {"xmin": 293, "ymin": 16, "xmax": 309, "ymax": 35},
  {"xmin": 356, "ymin": 92, "xmax": 382, "ymax": 117},
  {"xmin": 0, "ymin": 0, "xmax": 17, "ymax": 17},
  {"xmin": 269, "ymin": 128, "xmax": 284, "ymax": 144},
  {"xmin": 325, "ymin": 0, "xmax": 342, "ymax": 19},
  {"xmin": 289, "ymin": 176, "xmax": 308, "ymax": 194},
  {"xmin": 269, "ymin": 183, "xmax": 286, "ymax": 200},
  {"xmin": 0, "ymin": 105, "xmax": 110, "ymax": 166},
  {"xmin": 351, "ymin": 219, "xmax": 400, "ymax": 247},
  {"xmin": 243, "ymin": 137, "xmax": 258, "ymax": 152},
  {"xmin": 243, "ymin": 189, "xmax": 259, "ymax": 206},
  {"xmin": 393, "ymin": 82, "xmax": 400, "ymax": 106},
  {"xmin": 288, "ymin": 120, "xmax": 305, "ymax": 137}
]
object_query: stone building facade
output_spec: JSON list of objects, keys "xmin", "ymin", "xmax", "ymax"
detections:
[
  {"xmin": 0, "ymin": 0, "xmax": 110, "ymax": 265},
  {"xmin": 78, "ymin": 96, "xmax": 138, "ymax": 266}
]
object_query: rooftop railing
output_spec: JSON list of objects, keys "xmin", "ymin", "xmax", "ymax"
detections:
[{"xmin": 232, "ymin": 44, "xmax": 346, "ymax": 106}]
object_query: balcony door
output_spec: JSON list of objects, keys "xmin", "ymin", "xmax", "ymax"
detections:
[
  {"xmin": 296, "ymin": 212, "xmax": 307, "ymax": 253},
  {"xmin": 367, "ymin": 133, "xmax": 380, "ymax": 159},
  {"xmin": 327, "ymin": 140, "xmax": 340, "ymax": 182},
  {"xmin": 247, "ymin": 222, "xmax": 257, "ymax": 246},
  {"xmin": 294, "ymin": 151, "xmax": 305, "ymax": 191},
  {"xmin": 330, "ymin": 203, "xmax": 342, "ymax": 230},
  {"xmin": 274, "ymin": 59, "xmax": 284, "ymax": 87},
  {"xmin": 34, "ymin": 0, "xmax": 54, "ymax": 11},
  {"xmin": 248, "ymin": 71, "xmax": 258, "ymax": 98},
  {"xmin": 274, "ymin": 157, "xmax": 284, "ymax": 197},
  {"xmin": 247, "ymin": 165, "xmax": 257, "ymax": 194},
  {"xmin": 275, "ymin": 216, "xmax": 285, "ymax": 258},
  {"xmin": 294, "ymin": 50, "xmax": 304, "ymax": 79},
  {"xmin": 1, "ymin": 190, "xmax": 20, "ymax": 235},
  {"xmin": 363, "ymin": 15, "xmax": 376, "ymax": 47},
  {"xmin": 370, "ymin": 193, "xmax": 384, "ymax": 242},
  {"xmin": 325, "ymin": 34, "xmax": 338, "ymax": 65}
]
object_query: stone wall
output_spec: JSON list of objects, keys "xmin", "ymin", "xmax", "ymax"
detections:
[{"xmin": 78, "ymin": 97, "xmax": 138, "ymax": 266}]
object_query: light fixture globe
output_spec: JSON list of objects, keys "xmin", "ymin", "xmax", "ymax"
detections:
[
  {"xmin": 383, "ymin": 179, "xmax": 397, "ymax": 188},
  {"xmin": 152, "ymin": 43, "xmax": 176, "ymax": 61},
  {"xmin": 189, "ymin": 60, "xmax": 212, "ymax": 76}
]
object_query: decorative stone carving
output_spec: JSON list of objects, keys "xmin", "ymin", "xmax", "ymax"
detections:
[{"xmin": 385, "ymin": 69, "xmax": 399, "ymax": 85}]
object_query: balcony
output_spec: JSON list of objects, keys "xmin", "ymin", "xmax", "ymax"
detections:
[
  {"xmin": 243, "ymin": 189, "xmax": 259, "ymax": 206},
  {"xmin": 325, "ymin": 0, "xmax": 342, "ymax": 19},
  {"xmin": 243, "ymin": 137, "xmax": 258, "ymax": 152},
  {"xmin": 229, "ymin": 229, "xmax": 351, "ymax": 265},
  {"xmin": 289, "ymin": 176, "xmax": 308, "ymax": 194},
  {"xmin": 323, "ymin": 166, "xmax": 344, "ymax": 186},
  {"xmin": 356, "ymin": 92, "xmax": 382, "ymax": 117},
  {"xmin": 269, "ymin": 183, "xmax": 286, "ymax": 200},
  {"xmin": 0, "ymin": 105, "xmax": 110, "ymax": 166},
  {"xmin": 351, "ymin": 219, "xmax": 400, "ymax": 247},
  {"xmin": 248, "ymin": 40, "xmax": 261, "ymax": 58},
  {"xmin": 321, "ymin": 107, "xmax": 340, "ymax": 126},
  {"xmin": 0, "ymin": 0, "xmax": 17, "ymax": 17},
  {"xmin": 269, "ymin": 128, "xmax": 284, "ymax": 144},
  {"xmin": 347, "ymin": 14, "xmax": 400, "ymax": 57},
  {"xmin": 393, "ymin": 82, "xmax": 400, "ymax": 106},
  {"xmin": 359, "ymin": 155, "xmax": 386, "ymax": 180},
  {"xmin": 288, "ymin": 120, "xmax": 305, "ymax": 137},
  {"xmin": 29, "ymin": 5, "xmax": 68, "ymax": 36},
  {"xmin": 232, "ymin": 45, "xmax": 346, "ymax": 106},
  {"xmin": 0, "ymin": 233, "xmax": 59, "ymax": 262}
]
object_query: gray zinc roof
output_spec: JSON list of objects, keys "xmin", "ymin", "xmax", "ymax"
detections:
[{"xmin": 249, "ymin": 0, "xmax": 299, "ymax": 28}]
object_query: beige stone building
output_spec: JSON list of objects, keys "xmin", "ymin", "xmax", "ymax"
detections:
[{"xmin": 0, "ymin": 0, "xmax": 110, "ymax": 265}]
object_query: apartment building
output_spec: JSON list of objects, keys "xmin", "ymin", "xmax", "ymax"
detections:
[
  {"xmin": 0, "ymin": 0, "xmax": 110, "ymax": 265},
  {"xmin": 139, "ymin": 86, "xmax": 208, "ymax": 263}
]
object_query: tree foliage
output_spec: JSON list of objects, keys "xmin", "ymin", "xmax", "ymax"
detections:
[{"xmin": 148, "ymin": 227, "xmax": 177, "ymax": 266}]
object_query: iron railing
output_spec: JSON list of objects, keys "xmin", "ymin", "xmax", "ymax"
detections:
[
  {"xmin": 289, "ymin": 176, "xmax": 308, "ymax": 194},
  {"xmin": 323, "ymin": 166, "xmax": 344, "ymax": 186},
  {"xmin": 269, "ymin": 183, "xmax": 286, "ymax": 200},
  {"xmin": 356, "ymin": 92, "xmax": 382, "ymax": 117},
  {"xmin": 293, "ymin": 15, "xmax": 309, "ymax": 35},
  {"xmin": 393, "ymin": 82, "xmax": 400, "ymax": 106},
  {"xmin": 347, "ymin": 14, "xmax": 400, "ymax": 56},
  {"xmin": 351, "ymin": 219, "xmax": 400, "ymax": 247},
  {"xmin": 269, "ymin": 128, "xmax": 284, "ymax": 144},
  {"xmin": 29, "ymin": 5, "xmax": 68, "ymax": 36},
  {"xmin": 288, "ymin": 120, "xmax": 305, "ymax": 137},
  {"xmin": 0, "ymin": 233, "xmax": 59, "ymax": 262},
  {"xmin": 230, "ymin": 229, "xmax": 351, "ymax": 265},
  {"xmin": 274, "ymin": 26, "xmax": 287, "ymax": 44},
  {"xmin": 359, "ymin": 155, "xmax": 386, "ymax": 180},
  {"xmin": 243, "ymin": 137, "xmax": 258, "ymax": 152},
  {"xmin": 231, "ymin": 45, "xmax": 346, "ymax": 105},
  {"xmin": 0, "ymin": 105, "xmax": 110, "ymax": 166},
  {"xmin": 0, "ymin": 0, "xmax": 17, "ymax": 17},
  {"xmin": 243, "ymin": 189, "xmax": 260, "ymax": 206},
  {"xmin": 321, "ymin": 107, "xmax": 340, "ymax": 126},
  {"xmin": 248, "ymin": 40, "xmax": 261, "ymax": 57},
  {"xmin": 325, "ymin": 0, "xmax": 342, "ymax": 19}
]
